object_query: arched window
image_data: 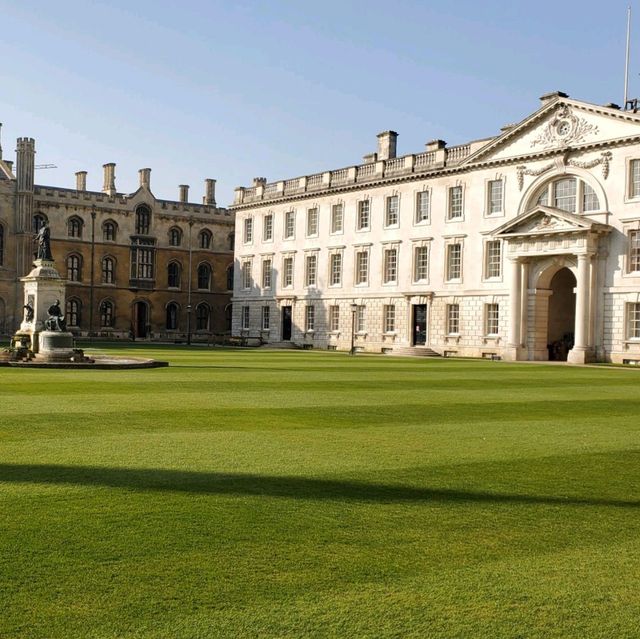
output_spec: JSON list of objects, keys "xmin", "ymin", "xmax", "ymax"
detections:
[
  {"xmin": 103, "ymin": 221, "xmax": 117, "ymax": 242},
  {"xmin": 197, "ymin": 263, "xmax": 211, "ymax": 290},
  {"xmin": 534, "ymin": 176, "xmax": 601, "ymax": 214},
  {"xmin": 66, "ymin": 298, "xmax": 81, "ymax": 328},
  {"xmin": 68, "ymin": 216, "xmax": 83, "ymax": 238},
  {"xmin": 198, "ymin": 229, "xmax": 212, "ymax": 249},
  {"xmin": 102, "ymin": 257, "xmax": 115, "ymax": 284},
  {"xmin": 32, "ymin": 213, "xmax": 47, "ymax": 233},
  {"xmin": 226, "ymin": 264, "xmax": 234, "ymax": 290},
  {"xmin": 169, "ymin": 227, "xmax": 182, "ymax": 247},
  {"xmin": 0, "ymin": 224, "xmax": 4, "ymax": 266},
  {"xmin": 166, "ymin": 302, "xmax": 179, "ymax": 330},
  {"xmin": 66, "ymin": 254, "xmax": 82, "ymax": 281},
  {"xmin": 167, "ymin": 261, "xmax": 181, "ymax": 288},
  {"xmin": 196, "ymin": 303, "xmax": 210, "ymax": 331},
  {"xmin": 100, "ymin": 300, "xmax": 115, "ymax": 328},
  {"xmin": 228, "ymin": 232, "xmax": 235, "ymax": 251},
  {"xmin": 135, "ymin": 205, "xmax": 151, "ymax": 235}
]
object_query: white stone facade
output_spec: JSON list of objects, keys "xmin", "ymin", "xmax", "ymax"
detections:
[{"xmin": 231, "ymin": 92, "xmax": 640, "ymax": 363}]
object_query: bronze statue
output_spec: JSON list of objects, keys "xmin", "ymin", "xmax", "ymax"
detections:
[
  {"xmin": 35, "ymin": 223, "xmax": 53, "ymax": 261},
  {"xmin": 45, "ymin": 299, "xmax": 66, "ymax": 332}
]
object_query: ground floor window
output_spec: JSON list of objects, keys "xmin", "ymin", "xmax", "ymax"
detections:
[
  {"xmin": 262, "ymin": 306, "xmax": 270, "ymax": 330},
  {"xmin": 305, "ymin": 305, "xmax": 315, "ymax": 331},
  {"xmin": 100, "ymin": 300, "xmax": 114, "ymax": 328},
  {"xmin": 166, "ymin": 303, "xmax": 179, "ymax": 330},
  {"xmin": 447, "ymin": 303, "xmax": 460, "ymax": 335},
  {"xmin": 66, "ymin": 298, "xmax": 81, "ymax": 328},
  {"xmin": 628, "ymin": 302, "xmax": 640, "ymax": 339},
  {"xmin": 383, "ymin": 304, "xmax": 395, "ymax": 333},
  {"xmin": 329, "ymin": 305, "xmax": 340, "ymax": 332},
  {"xmin": 356, "ymin": 305, "xmax": 366, "ymax": 333},
  {"xmin": 485, "ymin": 303, "xmax": 499, "ymax": 336},
  {"xmin": 242, "ymin": 306, "xmax": 250, "ymax": 330},
  {"xmin": 196, "ymin": 303, "xmax": 210, "ymax": 331}
]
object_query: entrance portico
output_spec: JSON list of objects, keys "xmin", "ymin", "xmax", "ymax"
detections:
[{"xmin": 493, "ymin": 206, "xmax": 611, "ymax": 363}]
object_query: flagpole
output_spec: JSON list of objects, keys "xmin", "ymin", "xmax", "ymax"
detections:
[{"xmin": 625, "ymin": 5, "xmax": 631, "ymax": 106}]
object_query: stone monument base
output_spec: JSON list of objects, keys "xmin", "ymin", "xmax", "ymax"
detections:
[{"xmin": 36, "ymin": 331, "xmax": 75, "ymax": 361}]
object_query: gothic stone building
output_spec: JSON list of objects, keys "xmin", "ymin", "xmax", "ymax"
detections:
[
  {"xmin": 231, "ymin": 92, "xmax": 640, "ymax": 364},
  {"xmin": 0, "ymin": 131, "xmax": 235, "ymax": 339}
]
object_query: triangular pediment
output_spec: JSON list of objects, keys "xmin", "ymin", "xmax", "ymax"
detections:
[
  {"xmin": 465, "ymin": 98, "xmax": 640, "ymax": 164},
  {"xmin": 492, "ymin": 206, "xmax": 609, "ymax": 238}
]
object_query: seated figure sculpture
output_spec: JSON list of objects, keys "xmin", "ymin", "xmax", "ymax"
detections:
[{"xmin": 45, "ymin": 300, "xmax": 67, "ymax": 332}]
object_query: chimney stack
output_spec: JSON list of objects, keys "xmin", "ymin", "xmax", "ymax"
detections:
[
  {"xmin": 75, "ymin": 170, "xmax": 87, "ymax": 191},
  {"xmin": 253, "ymin": 177, "xmax": 267, "ymax": 187},
  {"xmin": 102, "ymin": 163, "xmax": 116, "ymax": 196},
  {"xmin": 376, "ymin": 131, "xmax": 398, "ymax": 160},
  {"xmin": 179, "ymin": 184, "xmax": 189, "ymax": 203},
  {"xmin": 139, "ymin": 167, "xmax": 151, "ymax": 190},
  {"xmin": 204, "ymin": 178, "xmax": 216, "ymax": 206},
  {"xmin": 16, "ymin": 137, "xmax": 35, "ymax": 193}
]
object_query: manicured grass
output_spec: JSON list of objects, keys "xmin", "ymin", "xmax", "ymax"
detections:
[{"xmin": 1, "ymin": 347, "xmax": 639, "ymax": 638}]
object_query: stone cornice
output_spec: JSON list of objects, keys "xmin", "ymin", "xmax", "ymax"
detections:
[{"xmin": 230, "ymin": 135, "xmax": 640, "ymax": 212}]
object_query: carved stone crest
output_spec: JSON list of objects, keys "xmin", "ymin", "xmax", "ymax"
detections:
[{"xmin": 531, "ymin": 105, "xmax": 599, "ymax": 149}]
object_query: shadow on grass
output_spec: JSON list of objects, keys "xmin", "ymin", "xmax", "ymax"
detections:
[{"xmin": 0, "ymin": 463, "xmax": 637, "ymax": 508}]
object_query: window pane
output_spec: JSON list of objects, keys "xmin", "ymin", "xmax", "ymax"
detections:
[{"xmin": 554, "ymin": 178, "xmax": 577, "ymax": 212}]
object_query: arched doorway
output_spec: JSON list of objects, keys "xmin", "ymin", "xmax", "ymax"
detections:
[
  {"xmin": 132, "ymin": 301, "xmax": 150, "ymax": 338},
  {"xmin": 547, "ymin": 268, "xmax": 576, "ymax": 361}
]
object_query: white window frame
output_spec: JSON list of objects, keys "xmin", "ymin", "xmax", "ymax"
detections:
[
  {"xmin": 263, "ymin": 214, "xmax": 273, "ymax": 242},
  {"xmin": 284, "ymin": 210, "xmax": 296, "ymax": 239},
  {"xmin": 486, "ymin": 179, "xmax": 504, "ymax": 216},
  {"xmin": 445, "ymin": 242, "xmax": 463, "ymax": 282},
  {"xmin": 627, "ymin": 302, "xmax": 640, "ymax": 339},
  {"xmin": 261, "ymin": 305, "xmax": 270, "ymax": 330},
  {"xmin": 383, "ymin": 304, "xmax": 396, "ymax": 334},
  {"xmin": 483, "ymin": 240, "xmax": 502, "ymax": 281},
  {"xmin": 629, "ymin": 229, "xmax": 640, "ymax": 273},
  {"xmin": 356, "ymin": 305, "xmax": 366, "ymax": 333},
  {"xmin": 305, "ymin": 305, "xmax": 315, "ymax": 332},
  {"xmin": 447, "ymin": 185, "xmax": 464, "ymax": 221},
  {"xmin": 241, "ymin": 305, "xmax": 250, "ymax": 330},
  {"xmin": 485, "ymin": 303, "xmax": 499, "ymax": 336},
  {"xmin": 628, "ymin": 158, "xmax": 640, "ymax": 200},
  {"xmin": 357, "ymin": 199, "xmax": 370, "ymax": 231},
  {"xmin": 305, "ymin": 253, "xmax": 318, "ymax": 287},
  {"xmin": 413, "ymin": 244, "xmax": 430, "ymax": 283},
  {"xmin": 282, "ymin": 256, "xmax": 294, "ymax": 288},
  {"xmin": 414, "ymin": 189, "xmax": 430, "ymax": 225},
  {"xmin": 446, "ymin": 303, "xmax": 460, "ymax": 335},
  {"xmin": 355, "ymin": 249, "xmax": 369, "ymax": 286},
  {"xmin": 242, "ymin": 259, "xmax": 252, "ymax": 290},
  {"xmin": 329, "ymin": 305, "xmax": 340, "ymax": 332},
  {"xmin": 243, "ymin": 217, "xmax": 253, "ymax": 244},
  {"xmin": 262, "ymin": 258, "xmax": 272, "ymax": 289},
  {"xmin": 331, "ymin": 203, "xmax": 344, "ymax": 235},
  {"xmin": 329, "ymin": 252, "xmax": 342, "ymax": 287},
  {"xmin": 384, "ymin": 195, "xmax": 399, "ymax": 228},
  {"xmin": 306, "ymin": 207, "xmax": 319, "ymax": 237},
  {"xmin": 383, "ymin": 247, "xmax": 398, "ymax": 284}
]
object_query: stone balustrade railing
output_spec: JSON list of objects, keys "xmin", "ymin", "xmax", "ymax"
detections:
[{"xmin": 234, "ymin": 143, "xmax": 473, "ymax": 204}]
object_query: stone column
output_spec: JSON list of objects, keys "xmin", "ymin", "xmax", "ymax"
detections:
[
  {"xmin": 568, "ymin": 253, "xmax": 593, "ymax": 364},
  {"xmin": 520, "ymin": 260, "xmax": 529, "ymax": 354},
  {"xmin": 505, "ymin": 257, "xmax": 521, "ymax": 359}
]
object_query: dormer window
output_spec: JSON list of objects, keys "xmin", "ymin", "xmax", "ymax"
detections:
[{"xmin": 534, "ymin": 177, "xmax": 600, "ymax": 214}]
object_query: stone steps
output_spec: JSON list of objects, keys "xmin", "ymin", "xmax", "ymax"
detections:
[{"xmin": 387, "ymin": 346, "xmax": 442, "ymax": 358}]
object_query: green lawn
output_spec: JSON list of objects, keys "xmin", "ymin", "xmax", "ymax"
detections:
[{"xmin": 1, "ymin": 347, "xmax": 639, "ymax": 638}]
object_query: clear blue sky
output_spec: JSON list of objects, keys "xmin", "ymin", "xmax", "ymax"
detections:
[{"xmin": 0, "ymin": 0, "xmax": 635, "ymax": 206}]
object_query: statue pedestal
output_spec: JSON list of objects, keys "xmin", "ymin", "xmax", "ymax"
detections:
[{"xmin": 36, "ymin": 331, "xmax": 75, "ymax": 361}]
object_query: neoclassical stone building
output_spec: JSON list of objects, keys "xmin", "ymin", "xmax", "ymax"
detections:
[
  {"xmin": 0, "ymin": 129, "xmax": 235, "ymax": 339},
  {"xmin": 231, "ymin": 92, "xmax": 640, "ymax": 363}
]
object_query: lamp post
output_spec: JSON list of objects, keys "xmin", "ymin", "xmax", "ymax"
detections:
[{"xmin": 350, "ymin": 302, "xmax": 358, "ymax": 355}]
